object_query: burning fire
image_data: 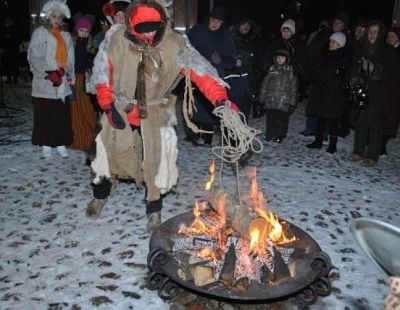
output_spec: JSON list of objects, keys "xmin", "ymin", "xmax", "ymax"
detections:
[
  {"xmin": 179, "ymin": 163, "xmax": 295, "ymax": 265},
  {"xmin": 205, "ymin": 160, "xmax": 215, "ymax": 191}
]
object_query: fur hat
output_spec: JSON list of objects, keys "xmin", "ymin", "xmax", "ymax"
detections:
[
  {"xmin": 74, "ymin": 16, "xmax": 93, "ymax": 32},
  {"xmin": 42, "ymin": 0, "xmax": 71, "ymax": 19},
  {"xmin": 330, "ymin": 31, "xmax": 346, "ymax": 47},
  {"xmin": 209, "ymin": 6, "xmax": 225, "ymax": 21},
  {"xmin": 281, "ymin": 19, "xmax": 296, "ymax": 35}
]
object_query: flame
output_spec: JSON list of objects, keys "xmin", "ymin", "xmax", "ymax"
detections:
[
  {"xmin": 178, "ymin": 199, "xmax": 225, "ymax": 239},
  {"xmin": 205, "ymin": 160, "xmax": 215, "ymax": 191},
  {"xmin": 256, "ymin": 207, "xmax": 296, "ymax": 244},
  {"xmin": 249, "ymin": 167, "xmax": 259, "ymax": 205},
  {"xmin": 248, "ymin": 217, "xmax": 269, "ymax": 256},
  {"xmin": 250, "ymin": 229, "xmax": 260, "ymax": 249},
  {"xmin": 196, "ymin": 247, "xmax": 218, "ymax": 263}
]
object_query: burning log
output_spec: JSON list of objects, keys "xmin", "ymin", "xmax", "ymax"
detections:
[
  {"xmin": 227, "ymin": 204, "xmax": 255, "ymax": 237},
  {"xmin": 192, "ymin": 265, "xmax": 216, "ymax": 287},
  {"xmin": 259, "ymin": 263, "xmax": 274, "ymax": 285},
  {"xmin": 219, "ymin": 243, "xmax": 237, "ymax": 287},
  {"xmin": 175, "ymin": 252, "xmax": 193, "ymax": 281},
  {"xmin": 272, "ymin": 246, "xmax": 291, "ymax": 284},
  {"xmin": 233, "ymin": 277, "xmax": 250, "ymax": 292}
]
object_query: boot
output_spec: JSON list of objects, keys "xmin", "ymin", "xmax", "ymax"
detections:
[
  {"xmin": 42, "ymin": 146, "xmax": 52, "ymax": 158},
  {"xmin": 86, "ymin": 198, "xmax": 106, "ymax": 219},
  {"xmin": 306, "ymin": 134, "xmax": 323, "ymax": 149},
  {"xmin": 56, "ymin": 145, "xmax": 68, "ymax": 158},
  {"xmin": 147, "ymin": 211, "xmax": 161, "ymax": 233},
  {"xmin": 326, "ymin": 136, "xmax": 338, "ymax": 154}
]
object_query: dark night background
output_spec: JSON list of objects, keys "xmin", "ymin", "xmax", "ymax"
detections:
[{"xmin": 0, "ymin": 0, "xmax": 396, "ymax": 41}]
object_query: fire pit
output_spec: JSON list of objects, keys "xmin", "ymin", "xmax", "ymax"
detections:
[{"xmin": 146, "ymin": 166, "xmax": 332, "ymax": 305}]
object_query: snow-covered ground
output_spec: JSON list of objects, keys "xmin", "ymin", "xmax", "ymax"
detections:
[{"xmin": 0, "ymin": 83, "xmax": 399, "ymax": 309}]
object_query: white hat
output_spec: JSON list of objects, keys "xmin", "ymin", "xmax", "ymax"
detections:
[
  {"xmin": 281, "ymin": 19, "xmax": 296, "ymax": 35},
  {"xmin": 330, "ymin": 31, "xmax": 346, "ymax": 47},
  {"xmin": 42, "ymin": 0, "xmax": 71, "ymax": 19}
]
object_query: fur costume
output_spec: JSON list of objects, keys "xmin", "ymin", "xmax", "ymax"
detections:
[{"xmin": 91, "ymin": 0, "xmax": 229, "ymax": 202}]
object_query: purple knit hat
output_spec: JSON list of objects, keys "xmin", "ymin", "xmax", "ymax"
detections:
[{"xmin": 74, "ymin": 16, "xmax": 93, "ymax": 32}]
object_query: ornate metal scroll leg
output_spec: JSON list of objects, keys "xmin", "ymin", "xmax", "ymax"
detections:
[
  {"xmin": 294, "ymin": 287, "xmax": 318, "ymax": 305},
  {"xmin": 311, "ymin": 252, "xmax": 332, "ymax": 277},
  {"xmin": 311, "ymin": 277, "xmax": 332, "ymax": 297},
  {"xmin": 158, "ymin": 278, "xmax": 180, "ymax": 301},
  {"xmin": 147, "ymin": 248, "xmax": 170, "ymax": 273},
  {"xmin": 147, "ymin": 271, "xmax": 168, "ymax": 291}
]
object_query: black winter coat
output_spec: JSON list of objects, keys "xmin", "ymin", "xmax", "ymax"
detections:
[
  {"xmin": 187, "ymin": 23, "xmax": 236, "ymax": 78},
  {"xmin": 385, "ymin": 46, "xmax": 400, "ymax": 137},
  {"xmin": 352, "ymin": 42, "xmax": 399, "ymax": 129},
  {"xmin": 307, "ymin": 46, "xmax": 352, "ymax": 120},
  {"xmin": 230, "ymin": 23, "xmax": 263, "ymax": 95}
]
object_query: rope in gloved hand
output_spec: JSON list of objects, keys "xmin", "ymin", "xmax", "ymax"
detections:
[
  {"xmin": 212, "ymin": 105, "xmax": 263, "ymax": 164},
  {"xmin": 182, "ymin": 69, "xmax": 213, "ymax": 134}
]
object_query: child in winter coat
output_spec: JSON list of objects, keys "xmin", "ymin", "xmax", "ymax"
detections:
[{"xmin": 258, "ymin": 49, "xmax": 298, "ymax": 143}]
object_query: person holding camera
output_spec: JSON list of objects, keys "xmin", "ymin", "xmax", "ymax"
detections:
[{"xmin": 348, "ymin": 21, "xmax": 399, "ymax": 166}]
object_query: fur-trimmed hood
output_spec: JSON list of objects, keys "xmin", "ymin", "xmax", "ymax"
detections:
[{"xmin": 124, "ymin": 0, "xmax": 168, "ymax": 46}]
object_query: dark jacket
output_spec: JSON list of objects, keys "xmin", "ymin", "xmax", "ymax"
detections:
[
  {"xmin": 385, "ymin": 45, "xmax": 400, "ymax": 137},
  {"xmin": 308, "ymin": 46, "xmax": 352, "ymax": 119},
  {"xmin": 187, "ymin": 22, "xmax": 236, "ymax": 77},
  {"xmin": 230, "ymin": 21, "xmax": 263, "ymax": 95},
  {"xmin": 351, "ymin": 30, "xmax": 399, "ymax": 129},
  {"xmin": 259, "ymin": 63, "xmax": 298, "ymax": 112}
]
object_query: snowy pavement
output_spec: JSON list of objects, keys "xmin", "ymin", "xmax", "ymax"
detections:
[{"xmin": 0, "ymin": 83, "xmax": 399, "ymax": 309}]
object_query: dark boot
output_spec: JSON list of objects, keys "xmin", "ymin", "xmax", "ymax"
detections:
[
  {"xmin": 380, "ymin": 136, "xmax": 389, "ymax": 155},
  {"xmin": 326, "ymin": 136, "xmax": 338, "ymax": 154},
  {"xmin": 306, "ymin": 134, "xmax": 323, "ymax": 149}
]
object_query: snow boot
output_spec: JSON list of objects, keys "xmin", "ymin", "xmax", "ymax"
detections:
[
  {"xmin": 326, "ymin": 136, "xmax": 338, "ymax": 154},
  {"xmin": 147, "ymin": 211, "xmax": 161, "ymax": 233},
  {"xmin": 306, "ymin": 134, "xmax": 323, "ymax": 149},
  {"xmin": 56, "ymin": 145, "xmax": 69, "ymax": 158},
  {"xmin": 86, "ymin": 198, "xmax": 106, "ymax": 219},
  {"xmin": 42, "ymin": 146, "xmax": 52, "ymax": 158}
]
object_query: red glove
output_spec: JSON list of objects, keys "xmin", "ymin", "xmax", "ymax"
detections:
[
  {"xmin": 44, "ymin": 68, "xmax": 65, "ymax": 87},
  {"xmin": 104, "ymin": 102, "xmax": 126, "ymax": 130},
  {"xmin": 216, "ymin": 100, "xmax": 240, "ymax": 113}
]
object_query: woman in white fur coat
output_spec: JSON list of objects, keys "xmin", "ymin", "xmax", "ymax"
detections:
[{"xmin": 28, "ymin": 0, "xmax": 75, "ymax": 159}]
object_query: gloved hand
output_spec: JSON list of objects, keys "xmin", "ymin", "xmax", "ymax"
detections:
[
  {"xmin": 44, "ymin": 68, "xmax": 65, "ymax": 87},
  {"xmin": 104, "ymin": 102, "xmax": 126, "ymax": 130},
  {"xmin": 361, "ymin": 57, "xmax": 374, "ymax": 73},
  {"xmin": 215, "ymin": 100, "xmax": 240, "ymax": 113}
]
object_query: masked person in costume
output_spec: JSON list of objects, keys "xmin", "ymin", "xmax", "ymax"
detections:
[{"xmin": 87, "ymin": 0, "xmax": 239, "ymax": 232}]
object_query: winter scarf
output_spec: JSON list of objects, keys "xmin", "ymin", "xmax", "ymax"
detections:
[{"xmin": 50, "ymin": 28, "xmax": 68, "ymax": 69}]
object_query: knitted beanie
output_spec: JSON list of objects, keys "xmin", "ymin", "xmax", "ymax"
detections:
[
  {"xmin": 74, "ymin": 16, "xmax": 93, "ymax": 32},
  {"xmin": 281, "ymin": 19, "xmax": 296, "ymax": 35},
  {"xmin": 330, "ymin": 31, "xmax": 346, "ymax": 47}
]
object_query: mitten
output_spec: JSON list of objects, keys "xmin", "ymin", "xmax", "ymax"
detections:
[
  {"xmin": 215, "ymin": 100, "xmax": 240, "ymax": 113},
  {"xmin": 44, "ymin": 68, "xmax": 65, "ymax": 87},
  {"xmin": 104, "ymin": 102, "xmax": 126, "ymax": 130}
]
